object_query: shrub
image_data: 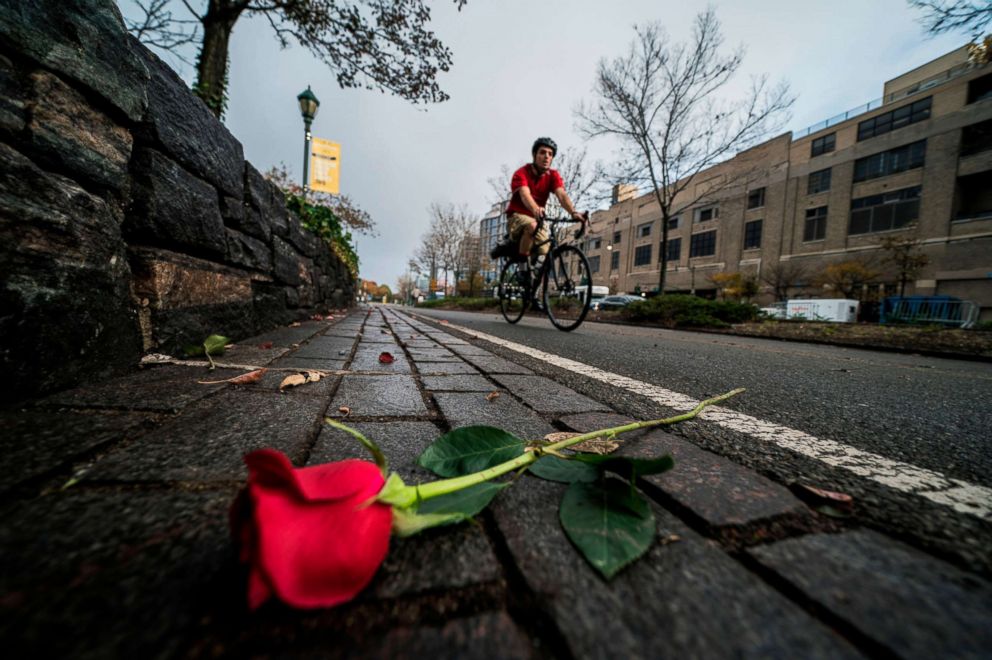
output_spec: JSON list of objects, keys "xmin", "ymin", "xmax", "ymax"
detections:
[
  {"xmin": 623, "ymin": 295, "xmax": 758, "ymax": 328},
  {"xmin": 415, "ymin": 297, "xmax": 499, "ymax": 311}
]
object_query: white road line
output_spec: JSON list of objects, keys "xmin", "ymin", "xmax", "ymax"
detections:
[{"xmin": 416, "ymin": 316, "xmax": 992, "ymax": 522}]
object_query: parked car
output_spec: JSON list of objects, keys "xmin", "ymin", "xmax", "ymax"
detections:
[{"xmin": 592, "ymin": 295, "xmax": 643, "ymax": 311}]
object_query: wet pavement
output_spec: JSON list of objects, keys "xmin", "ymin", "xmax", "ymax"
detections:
[{"xmin": 2, "ymin": 307, "xmax": 990, "ymax": 658}]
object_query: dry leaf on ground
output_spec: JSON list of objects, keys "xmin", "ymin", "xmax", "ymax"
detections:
[
  {"xmin": 289, "ymin": 322, "xmax": 301, "ymax": 328},
  {"xmin": 338, "ymin": 406, "xmax": 351, "ymax": 416},
  {"xmin": 440, "ymin": 320, "xmax": 450, "ymax": 325},
  {"xmin": 278, "ymin": 370, "xmax": 323, "ymax": 391},
  {"xmin": 660, "ymin": 534, "xmax": 682, "ymax": 546},
  {"xmin": 485, "ymin": 391, "xmax": 501, "ymax": 402},
  {"xmin": 310, "ymin": 314, "xmax": 324, "ymax": 321},
  {"xmin": 378, "ymin": 352, "xmax": 395, "ymax": 364},
  {"xmin": 140, "ymin": 353, "xmax": 174, "ymax": 364},
  {"xmin": 197, "ymin": 368, "xmax": 268, "ymax": 385},
  {"xmin": 257, "ymin": 341, "xmax": 274, "ymax": 349},
  {"xmin": 543, "ymin": 431, "xmax": 620, "ymax": 455},
  {"xmin": 791, "ymin": 483, "xmax": 854, "ymax": 514}
]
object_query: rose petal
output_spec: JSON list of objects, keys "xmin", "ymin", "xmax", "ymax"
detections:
[
  {"xmin": 247, "ymin": 460, "xmax": 391, "ymax": 609},
  {"xmin": 378, "ymin": 352, "xmax": 394, "ymax": 364}
]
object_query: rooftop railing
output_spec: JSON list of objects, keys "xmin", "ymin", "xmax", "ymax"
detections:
[{"xmin": 793, "ymin": 61, "xmax": 976, "ymax": 140}]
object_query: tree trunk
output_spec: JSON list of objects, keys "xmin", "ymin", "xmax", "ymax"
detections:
[{"xmin": 195, "ymin": 1, "xmax": 243, "ymax": 118}]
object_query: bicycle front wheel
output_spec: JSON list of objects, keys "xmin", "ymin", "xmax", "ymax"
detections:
[
  {"xmin": 498, "ymin": 259, "xmax": 529, "ymax": 324},
  {"xmin": 543, "ymin": 245, "xmax": 592, "ymax": 331}
]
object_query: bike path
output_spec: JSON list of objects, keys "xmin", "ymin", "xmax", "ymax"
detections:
[{"xmin": 1, "ymin": 307, "xmax": 989, "ymax": 658}]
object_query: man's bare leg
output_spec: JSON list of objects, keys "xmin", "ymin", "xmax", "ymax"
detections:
[{"xmin": 518, "ymin": 219, "xmax": 537, "ymax": 259}]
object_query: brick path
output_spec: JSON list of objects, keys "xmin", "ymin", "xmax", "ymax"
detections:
[{"xmin": 2, "ymin": 307, "xmax": 990, "ymax": 658}]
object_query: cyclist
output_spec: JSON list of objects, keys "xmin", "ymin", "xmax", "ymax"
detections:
[{"xmin": 506, "ymin": 137, "xmax": 589, "ymax": 265}]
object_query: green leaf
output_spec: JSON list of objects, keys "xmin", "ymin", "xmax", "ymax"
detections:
[
  {"xmin": 573, "ymin": 454, "xmax": 675, "ymax": 481},
  {"xmin": 530, "ymin": 455, "xmax": 599, "ymax": 483},
  {"xmin": 183, "ymin": 344, "xmax": 205, "ymax": 357},
  {"xmin": 419, "ymin": 482, "xmax": 507, "ymax": 518},
  {"xmin": 418, "ymin": 426, "xmax": 525, "ymax": 478},
  {"xmin": 559, "ymin": 479, "xmax": 656, "ymax": 579},
  {"xmin": 203, "ymin": 334, "xmax": 229, "ymax": 356}
]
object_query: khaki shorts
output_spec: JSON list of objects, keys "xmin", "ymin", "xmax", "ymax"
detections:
[{"xmin": 507, "ymin": 213, "xmax": 550, "ymax": 256}]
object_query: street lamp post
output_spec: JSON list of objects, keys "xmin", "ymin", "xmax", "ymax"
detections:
[{"xmin": 297, "ymin": 86, "xmax": 320, "ymax": 194}]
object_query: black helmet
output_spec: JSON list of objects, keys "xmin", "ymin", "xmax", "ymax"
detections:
[{"xmin": 532, "ymin": 137, "xmax": 557, "ymax": 157}]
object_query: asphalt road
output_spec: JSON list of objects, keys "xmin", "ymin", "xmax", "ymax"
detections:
[{"xmin": 407, "ymin": 306, "xmax": 992, "ymax": 576}]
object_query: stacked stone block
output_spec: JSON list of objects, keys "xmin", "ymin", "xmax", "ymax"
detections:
[{"xmin": 0, "ymin": 0, "xmax": 355, "ymax": 403}]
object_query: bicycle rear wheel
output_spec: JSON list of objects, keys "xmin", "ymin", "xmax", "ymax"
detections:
[
  {"xmin": 498, "ymin": 259, "xmax": 529, "ymax": 324},
  {"xmin": 543, "ymin": 245, "xmax": 592, "ymax": 331}
]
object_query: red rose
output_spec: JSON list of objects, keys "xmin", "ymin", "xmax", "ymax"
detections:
[{"xmin": 231, "ymin": 449, "xmax": 392, "ymax": 610}]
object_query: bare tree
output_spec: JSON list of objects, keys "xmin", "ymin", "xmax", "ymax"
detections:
[
  {"xmin": 124, "ymin": 0, "xmax": 468, "ymax": 118},
  {"xmin": 909, "ymin": 1, "xmax": 992, "ymax": 38},
  {"xmin": 124, "ymin": 0, "xmax": 201, "ymax": 66},
  {"xmin": 761, "ymin": 261, "xmax": 810, "ymax": 301},
  {"xmin": 395, "ymin": 272, "xmax": 416, "ymax": 304},
  {"xmin": 879, "ymin": 234, "xmax": 930, "ymax": 297},
  {"xmin": 413, "ymin": 229, "xmax": 443, "ymax": 295},
  {"xmin": 575, "ymin": 9, "xmax": 793, "ymax": 295},
  {"xmin": 427, "ymin": 202, "xmax": 477, "ymax": 296}
]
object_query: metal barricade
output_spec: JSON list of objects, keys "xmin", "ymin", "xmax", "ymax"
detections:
[{"xmin": 880, "ymin": 296, "xmax": 980, "ymax": 329}]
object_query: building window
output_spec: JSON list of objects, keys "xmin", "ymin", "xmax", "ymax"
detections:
[
  {"xmin": 610, "ymin": 251, "xmax": 620, "ymax": 270},
  {"xmin": 961, "ymin": 119, "xmax": 992, "ymax": 157},
  {"xmin": 968, "ymin": 73, "xmax": 992, "ymax": 104},
  {"xmin": 638, "ymin": 223, "xmax": 652, "ymax": 238},
  {"xmin": 612, "ymin": 231, "xmax": 621, "ymax": 244},
  {"xmin": 747, "ymin": 187, "xmax": 765, "ymax": 209},
  {"xmin": 668, "ymin": 216, "xmax": 680, "ymax": 229},
  {"xmin": 695, "ymin": 206, "xmax": 719, "ymax": 222},
  {"xmin": 853, "ymin": 140, "xmax": 926, "ymax": 182},
  {"xmin": 808, "ymin": 168, "xmax": 832, "ymax": 194},
  {"xmin": 857, "ymin": 97, "xmax": 931, "ymax": 141},
  {"xmin": 804, "ymin": 206, "xmax": 827, "ymax": 242},
  {"xmin": 588, "ymin": 255, "xmax": 601, "ymax": 273},
  {"xmin": 743, "ymin": 219, "xmax": 762, "ymax": 250},
  {"xmin": 689, "ymin": 230, "xmax": 717, "ymax": 257},
  {"xmin": 634, "ymin": 244, "xmax": 652, "ymax": 266},
  {"xmin": 849, "ymin": 186, "xmax": 921, "ymax": 235},
  {"xmin": 811, "ymin": 133, "xmax": 835, "ymax": 157},
  {"xmin": 665, "ymin": 237, "xmax": 681, "ymax": 263},
  {"xmin": 955, "ymin": 171, "xmax": 992, "ymax": 221}
]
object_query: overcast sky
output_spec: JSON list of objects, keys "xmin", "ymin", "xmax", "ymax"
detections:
[{"xmin": 118, "ymin": 0, "xmax": 965, "ymax": 288}]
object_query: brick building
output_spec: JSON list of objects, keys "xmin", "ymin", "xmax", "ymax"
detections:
[{"xmin": 582, "ymin": 45, "xmax": 992, "ymax": 320}]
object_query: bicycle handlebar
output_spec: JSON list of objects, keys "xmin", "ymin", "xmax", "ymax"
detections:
[{"xmin": 538, "ymin": 212, "xmax": 588, "ymax": 240}]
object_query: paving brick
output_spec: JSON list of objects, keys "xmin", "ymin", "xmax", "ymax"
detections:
[
  {"xmin": 748, "ymin": 529, "xmax": 992, "ymax": 658},
  {"xmin": 417, "ymin": 362, "xmax": 481, "ymax": 375},
  {"xmin": 86, "ymin": 389, "xmax": 327, "ymax": 482},
  {"xmin": 0, "ymin": 409, "xmax": 157, "ymax": 494},
  {"xmin": 406, "ymin": 347, "xmax": 460, "ymax": 362},
  {"xmin": 460, "ymin": 355, "xmax": 535, "ymax": 375},
  {"xmin": 350, "ymin": 346, "xmax": 412, "ymax": 373},
  {"xmin": 0, "ymin": 490, "xmax": 232, "ymax": 658},
  {"xmin": 491, "ymin": 476, "xmax": 860, "ymax": 659},
  {"xmin": 270, "ymin": 356, "xmax": 346, "ymax": 372},
  {"xmin": 329, "ymin": 375, "xmax": 428, "ymax": 416},
  {"xmin": 359, "ymin": 612, "xmax": 531, "ymax": 659},
  {"xmin": 358, "ymin": 331, "xmax": 398, "ymax": 344},
  {"xmin": 421, "ymin": 374, "xmax": 496, "ymax": 392},
  {"xmin": 323, "ymin": 326, "xmax": 362, "ymax": 338},
  {"xmin": 491, "ymin": 375, "xmax": 612, "ymax": 415},
  {"xmin": 424, "ymin": 333, "xmax": 469, "ymax": 345},
  {"xmin": 246, "ymin": 323, "xmax": 324, "ymax": 347},
  {"xmin": 402, "ymin": 339, "xmax": 442, "ymax": 349},
  {"xmin": 290, "ymin": 335, "xmax": 356, "ymax": 358},
  {"xmin": 39, "ymin": 365, "xmax": 241, "ymax": 413},
  {"xmin": 311, "ymin": 421, "xmax": 441, "ymax": 480},
  {"xmin": 447, "ymin": 344, "xmax": 496, "ymax": 356},
  {"xmin": 619, "ymin": 428, "xmax": 812, "ymax": 539},
  {"xmin": 432, "ymin": 392, "xmax": 554, "ymax": 440},
  {"xmin": 212, "ymin": 342, "xmax": 288, "ymax": 367}
]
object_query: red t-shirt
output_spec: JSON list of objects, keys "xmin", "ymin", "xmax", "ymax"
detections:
[{"xmin": 505, "ymin": 164, "xmax": 564, "ymax": 218}]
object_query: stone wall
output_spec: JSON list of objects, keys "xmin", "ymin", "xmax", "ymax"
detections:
[{"xmin": 0, "ymin": 1, "xmax": 355, "ymax": 403}]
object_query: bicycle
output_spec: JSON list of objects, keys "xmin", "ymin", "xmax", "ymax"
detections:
[{"xmin": 495, "ymin": 215, "xmax": 593, "ymax": 332}]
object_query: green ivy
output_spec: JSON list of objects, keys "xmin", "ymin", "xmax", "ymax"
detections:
[{"xmin": 284, "ymin": 193, "xmax": 360, "ymax": 277}]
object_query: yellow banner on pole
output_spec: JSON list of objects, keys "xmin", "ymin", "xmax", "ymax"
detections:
[{"xmin": 309, "ymin": 137, "xmax": 340, "ymax": 194}]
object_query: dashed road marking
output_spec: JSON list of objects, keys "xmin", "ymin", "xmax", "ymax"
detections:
[{"xmin": 417, "ymin": 316, "xmax": 992, "ymax": 522}]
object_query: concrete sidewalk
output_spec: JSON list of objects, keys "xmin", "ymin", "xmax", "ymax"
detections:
[{"xmin": 2, "ymin": 307, "xmax": 990, "ymax": 658}]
